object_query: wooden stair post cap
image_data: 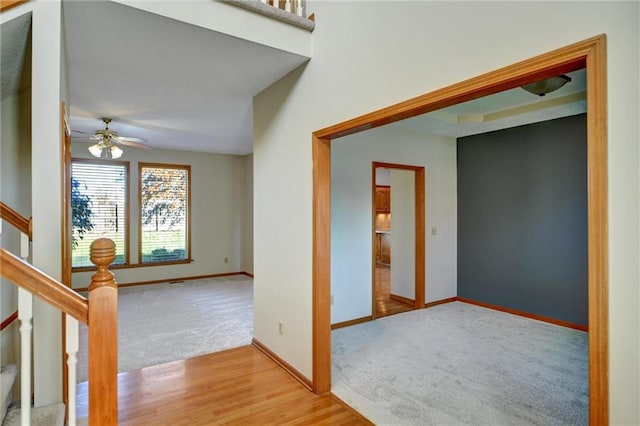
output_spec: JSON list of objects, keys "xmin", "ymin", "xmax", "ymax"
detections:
[
  {"xmin": 90, "ymin": 238, "xmax": 116, "ymax": 267},
  {"xmin": 89, "ymin": 238, "xmax": 117, "ymax": 291}
]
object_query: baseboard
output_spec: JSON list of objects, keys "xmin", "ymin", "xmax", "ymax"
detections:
[
  {"xmin": 456, "ymin": 297, "xmax": 588, "ymax": 332},
  {"xmin": 1, "ymin": 310, "xmax": 18, "ymax": 331},
  {"xmin": 73, "ymin": 272, "xmax": 247, "ymax": 292},
  {"xmin": 389, "ymin": 293, "xmax": 415, "ymax": 306},
  {"xmin": 251, "ymin": 338, "xmax": 313, "ymax": 391},
  {"xmin": 332, "ymin": 297, "xmax": 458, "ymax": 329},
  {"xmin": 242, "ymin": 272, "xmax": 254, "ymax": 278},
  {"xmin": 331, "ymin": 315, "xmax": 373, "ymax": 330},
  {"xmin": 424, "ymin": 297, "xmax": 458, "ymax": 308}
]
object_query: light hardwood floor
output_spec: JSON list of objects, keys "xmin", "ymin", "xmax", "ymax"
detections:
[
  {"xmin": 77, "ymin": 345, "xmax": 372, "ymax": 425},
  {"xmin": 374, "ymin": 264, "xmax": 413, "ymax": 318}
]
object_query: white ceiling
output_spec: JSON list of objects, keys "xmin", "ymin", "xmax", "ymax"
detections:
[
  {"xmin": 63, "ymin": 0, "xmax": 309, "ymax": 155},
  {"xmin": 394, "ymin": 69, "xmax": 586, "ymax": 138},
  {"xmin": 3, "ymin": 3, "xmax": 586, "ymax": 155}
]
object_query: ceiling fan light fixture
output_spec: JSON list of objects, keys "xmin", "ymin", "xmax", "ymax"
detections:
[
  {"xmin": 88, "ymin": 143, "xmax": 103, "ymax": 158},
  {"xmin": 521, "ymin": 74, "xmax": 572, "ymax": 96},
  {"xmin": 110, "ymin": 145, "xmax": 123, "ymax": 159},
  {"xmin": 89, "ymin": 142, "xmax": 123, "ymax": 159},
  {"xmin": 78, "ymin": 118, "xmax": 150, "ymax": 159}
]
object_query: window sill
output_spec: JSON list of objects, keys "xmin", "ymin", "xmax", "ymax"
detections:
[{"xmin": 72, "ymin": 258, "xmax": 193, "ymax": 272}]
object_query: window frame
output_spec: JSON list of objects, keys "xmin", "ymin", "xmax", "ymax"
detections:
[
  {"xmin": 137, "ymin": 162, "xmax": 192, "ymax": 266},
  {"xmin": 71, "ymin": 158, "xmax": 131, "ymax": 272}
]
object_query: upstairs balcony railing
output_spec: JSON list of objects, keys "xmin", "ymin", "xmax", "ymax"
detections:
[
  {"xmin": 261, "ymin": 0, "xmax": 306, "ymax": 17},
  {"xmin": 226, "ymin": 0, "xmax": 315, "ymax": 32}
]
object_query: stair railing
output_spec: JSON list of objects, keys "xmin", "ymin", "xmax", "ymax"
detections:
[
  {"xmin": 260, "ymin": 0, "xmax": 306, "ymax": 18},
  {"xmin": 1, "ymin": 202, "xmax": 32, "ymax": 425},
  {"xmin": 1, "ymin": 203, "xmax": 117, "ymax": 425}
]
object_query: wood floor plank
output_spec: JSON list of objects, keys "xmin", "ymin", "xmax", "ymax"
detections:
[
  {"xmin": 375, "ymin": 264, "xmax": 414, "ymax": 318},
  {"xmin": 77, "ymin": 345, "xmax": 372, "ymax": 425}
]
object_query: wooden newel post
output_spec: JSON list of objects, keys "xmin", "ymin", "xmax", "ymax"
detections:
[{"xmin": 88, "ymin": 238, "xmax": 118, "ymax": 425}]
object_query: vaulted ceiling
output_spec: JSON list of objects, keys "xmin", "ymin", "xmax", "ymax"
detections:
[
  {"xmin": 2, "ymin": 2, "xmax": 586, "ymax": 155},
  {"xmin": 63, "ymin": 0, "xmax": 309, "ymax": 155}
]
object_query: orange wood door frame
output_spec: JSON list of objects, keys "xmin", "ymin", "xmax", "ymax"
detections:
[
  {"xmin": 312, "ymin": 35, "xmax": 607, "ymax": 425},
  {"xmin": 61, "ymin": 102, "xmax": 72, "ymax": 420},
  {"xmin": 372, "ymin": 162, "xmax": 425, "ymax": 318}
]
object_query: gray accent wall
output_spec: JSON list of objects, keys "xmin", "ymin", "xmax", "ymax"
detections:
[{"xmin": 457, "ymin": 114, "xmax": 587, "ymax": 326}]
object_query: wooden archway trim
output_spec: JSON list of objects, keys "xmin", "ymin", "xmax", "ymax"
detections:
[{"xmin": 312, "ymin": 34, "xmax": 607, "ymax": 425}]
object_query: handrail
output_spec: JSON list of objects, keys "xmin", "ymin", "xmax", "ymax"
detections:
[
  {"xmin": 0, "ymin": 248, "xmax": 89, "ymax": 324},
  {"xmin": 0, "ymin": 202, "xmax": 32, "ymax": 240},
  {"xmin": 2, "ymin": 236, "xmax": 117, "ymax": 424}
]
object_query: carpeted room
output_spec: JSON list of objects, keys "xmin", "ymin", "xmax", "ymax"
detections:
[
  {"xmin": 69, "ymin": 143, "xmax": 255, "ymax": 382},
  {"xmin": 330, "ymin": 77, "xmax": 589, "ymax": 424},
  {"xmin": 75, "ymin": 275, "xmax": 254, "ymax": 382}
]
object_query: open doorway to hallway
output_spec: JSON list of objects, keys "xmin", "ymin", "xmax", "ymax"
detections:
[{"xmin": 372, "ymin": 164, "xmax": 425, "ymax": 318}]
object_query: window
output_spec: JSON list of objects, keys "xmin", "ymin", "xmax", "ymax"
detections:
[
  {"xmin": 139, "ymin": 163, "xmax": 190, "ymax": 264},
  {"xmin": 71, "ymin": 159, "xmax": 128, "ymax": 268}
]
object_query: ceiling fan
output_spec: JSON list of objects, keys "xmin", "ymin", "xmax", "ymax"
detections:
[{"xmin": 72, "ymin": 117, "xmax": 151, "ymax": 159}]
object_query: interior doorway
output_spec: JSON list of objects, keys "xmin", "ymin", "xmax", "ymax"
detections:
[
  {"xmin": 311, "ymin": 35, "xmax": 607, "ymax": 423},
  {"xmin": 372, "ymin": 162, "xmax": 425, "ymax": 319}
]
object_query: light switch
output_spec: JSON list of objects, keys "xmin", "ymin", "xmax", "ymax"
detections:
[{"xmin": 431, "ymin": 227, "xmax": 437, "ymax": 236}]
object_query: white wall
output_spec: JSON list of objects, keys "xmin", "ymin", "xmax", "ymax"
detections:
[
  {"xmin": 0, "ymin": 0, "xmax": 66, "ymax": 405},
  {"xmin": 71, "ymin": 145, "xmax": 251, "ymax": 288},
  {"xmin": 113, "ymin": 0, "xmax": 312, "ymax": 58},
  {"xmin": 330, "ymin": 125, "xmax": 456, "ymax": 324},
  {"xmin": 241, "ymin": 154, "xmax": 253, "ymax": 274},
  {"xmin": 30, "ymin": 0, "xmax": 65, "ymax": 405},
  {"xmin": 375, "ymin": 168, "xmax": 390, "ymax": 186},
  {"xmin": 390, "ymin": 169, "xmax": 415, "ymax": 300},
  {"xmin": 253, "ymin": 2, "xmax": 639, "ymax": 422},
  {"xmin": 0, "ymin": 87, "xmax": 31, "ymax": 375}
]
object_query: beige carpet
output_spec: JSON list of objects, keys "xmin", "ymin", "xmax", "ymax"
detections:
[
  {"xmin": 76, "ymin": 275, "xmax": 253, "ymax": 382},
  {"xmin": 332, "ymin": 302, "xmax": 588, "ymax": 425}
]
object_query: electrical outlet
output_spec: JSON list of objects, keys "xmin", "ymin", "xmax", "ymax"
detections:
[
  {"xmin": 278, "ymin": 322, "xmax": 284, "ymax": 336},
  {"xmin": 224, "ymin": 257, "xmax": 228, "ymax": 263},
  {"xmin": 431, "ymin": 227, "xmax": 437, "ymax": 236}
]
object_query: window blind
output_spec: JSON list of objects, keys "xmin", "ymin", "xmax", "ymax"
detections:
[{"xmin": 71, "ymin": 160, "xmax": 128, "ymax": 268}]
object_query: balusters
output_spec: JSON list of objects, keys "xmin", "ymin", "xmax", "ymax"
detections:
[
  {"xmin": 261, "ymin": 0, "xmax": 306, "ymax": 18},
  {"xmin": 17, "ymin": 288, "xmax": 32, "ymax": 426},
  {"xmin": 19, "ymin": 229, "xmax": 30, "ymax": 426},
  {"xmin": 66, "ymin": 315, "xmax": 79, "ymax": 426},
  {"xmin": 18, "ymin": 230, "xmax": 31, "ymax": 425},
  {"xmin": 19, "ymin": 231, "xmax": 29, "ymax": 260}
]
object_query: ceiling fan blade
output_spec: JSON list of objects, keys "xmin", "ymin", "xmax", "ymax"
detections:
[
  {"xmin": 72, "ymin": 135, "xmax": 103, "ymax": 142},
  {"xmin": 114, "ymin": 137, "xmax": 151, "ymax": 150},
  {"xmin": 117, "ymin": 136, "xmax": 147, "ymax": 143},
  {"xmin": 71, "ymin": 129, "xmax": 94, "ymax": 135}
]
